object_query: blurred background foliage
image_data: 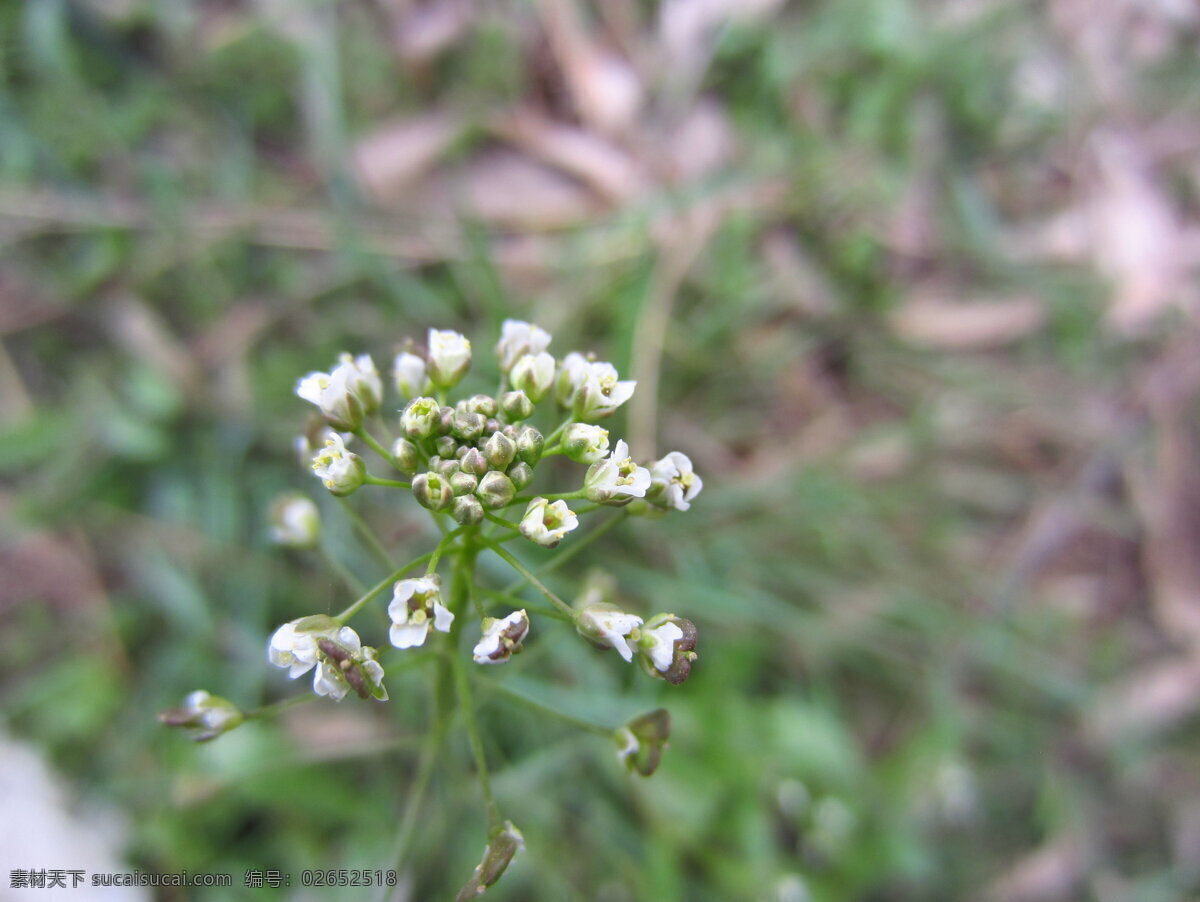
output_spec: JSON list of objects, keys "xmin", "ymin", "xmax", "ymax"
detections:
[{"xmin": 2, "ymin": 0, "xmax": 1200, "ymax": 900}]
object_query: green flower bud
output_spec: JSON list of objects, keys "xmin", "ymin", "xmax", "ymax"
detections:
[
  {"xmin": 391, "ymin": 437, "xmax": 421, "ymax": 474},
  {"xmin": 477, "ymin": 471, "xmax": 516, "ymax": 509},
  {"xmin": 461, "ymin": 447, "xmax": 489, "ymax": 476},
  {"xmin": 401, "ymin": 397, "xmax": 442, "ymax": 439},
  {"xmin": 562, "ymin": 423, "xmax": 610, "ymax": 464},
  {"xmin": 450, "ymin": 470, "xmax": 479, "ymax": 496},
  {"xmin": 484, "ymin": 431, "xmax": 517, "ymax": 470},
  {"xmin": 412, "ymin": 472, "xmax": 453, "ymax": 511},
  {"xmin": 452, "ymin": 409, "xmax": 486, "ymax": 442},
  {"xmin": 510, "ymin": 352, "xmax": 556, "ymax": 403},
  {"xmin": 463, "ymin": 394, "xmax": 498, "ymax": 417},
  {"xmin": 501, "ymin": 390, "xmax": 534, "ymax": 421},
  {"xmin": 484, "ymin": 417, "xmax": 501, "ymax": 435},
  {"xmin": 436, "ymin": 456, "xmax": 459, "ymax": 477},
  {"xmin": 614, "ymin": 708, "xmax": 670, "ymax": 777},
  {"xmin": 455, "ymin": 821, "xmax": 524, "ymax": 902},
  {"xmin": 516, "ymin": 426, "xmax": 544, "ymax": 465},
  {"xmin": 435, "ymin": 435, "xmax": 458, "ymax": 458},
  {"xmin": 507, "ymin": 461, "xmax": 533, "ymax": 491},
  {"xmin": 159, "ymin": 691, "xmax": 244, "ymax": 742},
  {"xmin": 452, "ymin": 494, "xmax": 484, "ymax": 525}
]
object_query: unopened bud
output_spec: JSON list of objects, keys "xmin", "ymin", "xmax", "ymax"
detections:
[
  {"xmin": 461, "ymin": 447, "xmax": 488, "ymax": 476},
  {"xmin": 562, "ymin": 423, "xmax": 610, "ymax": 464},
  {"xmin": 501, "ymin": 390, "xmax": 534, "ymax": 421},
  {"xmin": 450, "ymin": 470, "xmax": 479, "ymax": 496},
  {"xmin": 516, "ymin": 426, "xmax": 544, "ymax": 465},
  {"xmin": 436, "ymin": 456, "xmax": 459, "ymax": 477},
  {"xmin": 159, "ymin": 690, "xmax": 244, "ymax": 742},
  {"xmin": 455, "ymin": 821, "xmax": 525, "ymax": 902},
  {"xmin": 391, "ymin": 437, "xmax": 421, "ymax": 473},
  {"xmin": 452, "ymin": 409, "xmax": 486, "ymax": 442},
  {"xmin": 412, "ymin": 472, "xmax": 453, "ymax": 511},
  {"xmin": 427, "ymin": 329, "xmax": 472, "ymax": 389},
  {"xmin": 464, "ymin": 394, "xmax": 498, "ymax": 417},
  {"xmin": 435, "ymin": 435, "xmax": 458, "ymax": 458},
  {"xmin": 507, "ymin": 461, "xmax": 533, "ymax": 490},
  {"xmin": 452, "ymin": 494, "xmax": 484, "ymax": 525},
  {"xmin": 477, "ymin": 471, "xmax": 516, "ymax": 509},
  {"xmin": 484, "ymin": 431, "xmax": 517, "ymax": 470},
  {"xmin": 510, "ymin": 351, "xmax": 556, "ymax": 403}
]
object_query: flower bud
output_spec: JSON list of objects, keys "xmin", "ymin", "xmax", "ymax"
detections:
[
  {"xmin": 412, "ymin": 471, "xmax": 453, "ymax": 511},
  {"xmin": 401, "ymin": 397, "xmax": 442, "ymax": 439},
  {"xmin": 311, "ymin": 434, "xmax": 366, "ymax": 496},
  {"xmin": 516, "ymin": 426, "xmax": 544, "ymax": 465},
  {"xmin": 455, "ymin": 821, "xmax": 525, "ymax": 901},
  {"xmin": 452, "ymin": 409, "xmax": 486, "ymax": 442},
  {"xmin": 496, "ymin": 318, "xmax": 552, "ymax": 373},
  {"xmin": 484, "ymin": 431, "xmax": 517, "ymax": 470},
  {"xmin": 484, "ymin": 417, "xmax": 501, "ymax": 435},
  {"xmin": 614, "ymin": 708, "xmax": 670, "ymax": 777},
  {"xmin": 159, "ymin": 690, "xmax": 244, "ymax": 742},
  {"xmin": 472, "ymin": 610, "xmax": 530, "ymax": 664},
  {"xmin": 269, "ymin": 493, "xmax": 320, "ymax": 549},
  {"xmin": 637, "ymin": 614, "xmax": 698, "ymax": 685},
  {"xmin": 501, "ymin": 390, "xmax": 534, "ymax": 421},
  {"xmin": 391, "ymin": 437, "xmax": 421, "ymax": 473},
  {"xmin": 452, "ymin": 494, "xmax": 485, "ymax": 525},
  {"xmin": 435, "ymin": 435, "xmax": 458, "ymax": 458},
  {"xmin": 450, "ymin": 470, "xmax": 479, "ymax": 496},
  {"xmin": 562, "ymin": 423, "xmax": 610, "ymax": 464},
  {"xmin": 393, "ymin": 350, "xmax": 427, "ymax": 400},
  {"xmin": 427, "ymin": 328, "xmax": 472, "ymax": 388},
  {"xmin": 507, "ymin": 461, "xmax": 533, "ymax": 491},
  {"xmin": 464, "ymin": 394, "xmax": 498, "ymax": 417},
  {"xmin": 510, "ymin": 351, "xmax": 556, "ymax": 403},
  {"xmin": 436, "ymin": 456, "xmax": 459, "ymax": 477},
  {"xmin": 476, "ymin": 471, "xmax": 516, "ymax": 509},
  {"xmin": 461, "ymin": 447, "xmax": 489, "ymax": 476},
  {"xmin": 519, "ymin": 497, "xmax": 577, "ymax": 547}
]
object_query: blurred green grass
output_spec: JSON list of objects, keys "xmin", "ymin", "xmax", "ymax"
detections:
[{"xmin": 2, "ymin": 1, "xmax": 1199, "ymax": 901}]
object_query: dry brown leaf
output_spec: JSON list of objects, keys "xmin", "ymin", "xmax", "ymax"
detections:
[
  {"xmin": 1086, "ymin": 654, "xmax": 1200, "ymax": 742},
  {"xmin": 982, "ymin": 834, "xmax": 1089, "ymax": 902},
  {"xmin": 889, "ymin": 295, "xmax": 1046, "ymax": 349},
  {"xmin": 352, "ymin": 112, "xmax": 464, "ymax": 202},
  {"xmin": 490, "ymin": 108, "xmax": 647, "ymax": 202},
  {"xmin": 389, "ymin": 0, "xmax": 473, "ymax": 63}
]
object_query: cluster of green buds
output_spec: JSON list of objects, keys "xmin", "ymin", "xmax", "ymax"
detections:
[{"xmin": 164, "ymin": 321, "xmax": 705, "ymax": 895}]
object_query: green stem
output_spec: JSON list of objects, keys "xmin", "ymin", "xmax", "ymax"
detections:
[
  {"xmin": 482, "ymin": 539, "xmax": 577, "ymax": 620},
  {"xmin": 355, "ymin": 429, "xmax": 396, "ymax": 467},
  {"xmin": 478, "ymin": 678, "xmax": 613, "ymax": 736},
  {"xmin": 449, "ymin": 539, "xmax": 502, "ymax": 829},
  {"xmin": 501, "ymin": 513, "xmax": 622, "ymax": 595},
  {"xmin": 379, "ymin": 717, "xmax": 447, "ymax": 899},
  {"xmin": 244, "ymin": 693, "xmax": 316, "ymax": 720},
  {"xmin": 426, "ymin": 526, "xmax": 466, "ymax": 575},
  {"xmin": 543, "ymin": 415, "xmax": 574, "ymax": 447},
  {"xmin": 364, "ymin": 475, "xmax": 412, "ymax": 489},
  {"xmin": 336, "ymin": 497, "xmax": 396, "ymax": 570},
  {"xmin": 483, "ymin": 510, "xmax": 520, "ymax": 532},
  {"xmin": 334, "ymin": 552, "xmax": 433, "ymax": 624}
]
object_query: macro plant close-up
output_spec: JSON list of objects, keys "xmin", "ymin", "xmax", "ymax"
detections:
[{"xmin": 4, "ymin": 1, "xmax": 1200, "ymax": 900}]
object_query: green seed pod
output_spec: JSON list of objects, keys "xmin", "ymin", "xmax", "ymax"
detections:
[
  {"xmin": 477, "ymin": 471, "xmax": 516, "ymax": 509},
  {"xmin": 484, "ymin": 431, "xmax": 517, "ymax": 471}
]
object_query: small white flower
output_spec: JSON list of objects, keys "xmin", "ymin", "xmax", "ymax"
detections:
[
  {"xmin": 584, "ymin": 440, "xmax": 651, "ymax": 503},
  {"xmin": 509, "ymin": 351, "xmax": 556, "ymax": 403},
  {"xmin": 269, "ymin": 493, "xmax": 320, "ymax": 548},
  {"xmin": 496, "ymin": 319, "xmax": 552, "ymax": 374},
  {"xmin": 159, "ymin": 690, "xmax": 244, "ymax": 741},
  {"xmin": 296, "ymin": 353, "xmax": 380, "ymax": 429},
  {"xmin": 555, "ymin": 352, "xmax": 591, "ymax": 407},
  {"xmin": 312, "ymin": 659, "xmax": 351, "ymax": 700},
  {"xmin": 311, "ymin": 433, "xmax": 365, "ymax": 496},
  {"xmin": 389, "ymin": 576, "xmax": 454, "ymax": 649},
  {"xmin": 427, "ymin": 328, "xmax": 472, "ymax": 388},
  {"xmin": 473, "ymin": 610, "xmax": 530, "ymax": 664},
  {"xmin": 393, "ymin": 351, "xmax": 428, "ymax": 399},
  {"xmin": 649, "ymin": 451, "xmax": 703, "ymax": 511},
  {"xmin": 638, "ymin": 620, "xmax": 684, "ymax": 672},
  {"xmin": 268, "ymin": 620, "xmax": 322, "ymax": 678},
  {"xmin": 573, "ymin": 361, "xmax": 636, "ymax": 420},
  {"xmin": 562, "ymin": 423, "xmax": 610, "ymax": 463},
  {"xmin": 577, "ymin": 604, "xmax": 644, "ymax": 662},
  {"xmin": 519, "ymin": 497, "xmax": 579, "ymax": 548}
]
